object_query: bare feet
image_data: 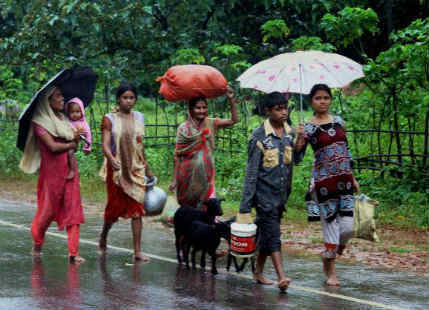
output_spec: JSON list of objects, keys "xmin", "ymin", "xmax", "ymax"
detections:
[
  {"xmin": 325, "ymin": 277, "xmax": 341, "ymax": 286},
  {"xmin": 278, "ymin": 277, "xmax": 291, "ymax": 291},
  {"xmin": 322, "ymin": 256, "xmax": 341, "ymax": 286},
  {"xmin": 216, "ymin": 249, "xmax": 228, "ymax": 258},
  {"xmin": 134, "ymin": 252, "xmax": 150, "ymax": 263},
  {"xmin": 70, "ymin": 256, "xmax": 86, "ymax": 264},
  {"xmin": 253, "ymin": 273, "xmax": 275, "ymax": 285},
  {"xmin": 66, "ymin": 168, "xmax": 75, "ymax": 180},
  {"xmin": 32, "ymin": 245, "xmax": 42, "ymax": 257}
]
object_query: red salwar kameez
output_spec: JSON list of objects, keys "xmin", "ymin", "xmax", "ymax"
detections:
[{"xmin": 31, "ymin": 124, "xmax": 85, "ymax": 257}]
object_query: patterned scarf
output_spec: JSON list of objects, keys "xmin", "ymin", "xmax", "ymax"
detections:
[
  {"xmin": 99, "ymin": 111, "xmax": 147, "ymax": 203},
  {"xmin": 175, "ymin": 117, "xmax": 215, "ymax": 206}
]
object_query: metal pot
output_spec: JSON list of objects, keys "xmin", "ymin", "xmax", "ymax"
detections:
[{"xmin": 144, "ymin": 176, "xmax": 167, "ymax": 216}]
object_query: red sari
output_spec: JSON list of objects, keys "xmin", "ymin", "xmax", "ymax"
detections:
[{"xmin": 175, "ymin": 117, "xmax": 218, "ymax": 206}]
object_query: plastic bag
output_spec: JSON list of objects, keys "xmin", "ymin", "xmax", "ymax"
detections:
[
  {"xmin": 160, "ymin": 196, "xmax": 180, "ymax": 226},
  {"xmin": 156, "ymin": 65, "xmax": 227, "ymax": 101},
  {"xmin": 353, "ymin": 194, "xmax": 380, "ymax": 242}
]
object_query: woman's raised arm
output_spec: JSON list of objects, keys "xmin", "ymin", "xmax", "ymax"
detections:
[{"xmin": 215, "ymin": 86, "xmax": 239, "ymax": 129}]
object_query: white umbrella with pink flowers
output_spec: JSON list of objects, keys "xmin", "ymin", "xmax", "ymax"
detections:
[{"xmin": 236, "ymin": 50, "xmax": 364, "ymax": 119}]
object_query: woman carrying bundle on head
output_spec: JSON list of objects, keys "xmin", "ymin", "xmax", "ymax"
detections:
[{"xmin": 169, "ymin": 86, "xmax": 238, "ymax": 207}]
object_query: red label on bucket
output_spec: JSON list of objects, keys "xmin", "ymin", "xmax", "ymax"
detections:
[{"xmin": 230, "ymin": 235, "xmax": 256, "ymax": 253}]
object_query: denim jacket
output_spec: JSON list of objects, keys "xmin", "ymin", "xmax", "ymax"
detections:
[{"xmin": 239, "ymin": 119, "xmax": 302, "ymax": 214}]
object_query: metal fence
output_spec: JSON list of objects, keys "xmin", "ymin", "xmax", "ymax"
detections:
[
  {"xmin": 348, "ymin": 129, "xmax": 428, "ymax": 174},
  {"xmin": 1, "ymin": 97, "xmax": 428, "ymax": 177}
]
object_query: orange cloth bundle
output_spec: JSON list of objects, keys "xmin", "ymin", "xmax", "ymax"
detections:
[{"xmin": 156, "ymin": 65, "xmax": 227, "ymax": 101}]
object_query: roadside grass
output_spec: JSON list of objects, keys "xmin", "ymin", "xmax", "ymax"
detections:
[
  {"xmin": 311, "ymin": 237, "xmax": 323, "ymax": 244},
  {"xmin": 0, "ymin": 173, "xmax": 37, "ymax": 200},
  {"xmin": 388, "ymin": 247, "xmax": 415, "ymax": 253},
  {"xmin": 284, "ymin": 206, "xmax": 308, "ymax": 224},
  {"xmin": 78, "ymin": 176, "xmax": 106, "ymax": 206}
]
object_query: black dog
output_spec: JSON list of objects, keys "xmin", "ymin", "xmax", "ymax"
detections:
[
  {"xmin": 186, "ymin": 220, "xmax": 230, "ymax": 274},
  {"xmin": 173, "ymin": 198, "xmax": 224, "ymax": 266}
]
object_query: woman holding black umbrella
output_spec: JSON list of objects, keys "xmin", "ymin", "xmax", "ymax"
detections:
[{"xmin": 19, "ymin": 86, "xmax": 85, "ymax": 263}]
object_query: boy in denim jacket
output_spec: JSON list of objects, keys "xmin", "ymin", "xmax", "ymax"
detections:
[{"xmin": 238, "ymin": 92, "xmax": 305, "ymax": 291}]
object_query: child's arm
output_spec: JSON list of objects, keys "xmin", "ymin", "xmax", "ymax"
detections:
[{"xmin": 239, "ymin": 136, "xmax": 262, "ymax": 214}]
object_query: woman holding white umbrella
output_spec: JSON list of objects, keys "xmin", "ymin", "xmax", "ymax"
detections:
[{"xmin": 295, "ymin": 84, "xmax": 359, "ymax": 286}]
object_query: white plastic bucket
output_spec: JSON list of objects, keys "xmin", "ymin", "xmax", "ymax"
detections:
[{"xmin": 230, "ymin": 223, "xmax": 257, "ymax": 258}]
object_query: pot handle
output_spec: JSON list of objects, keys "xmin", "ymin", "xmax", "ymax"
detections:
[{"xmin": 145, "ymin": 175, "xmax": 158, "ymax": 188}]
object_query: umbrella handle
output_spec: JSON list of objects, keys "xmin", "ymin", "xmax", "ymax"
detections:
[{"xmin": 79, "ymin": 134, "xmax": 89, "ymax": 145}]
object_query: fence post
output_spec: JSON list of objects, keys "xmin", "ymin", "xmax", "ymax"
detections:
[
  {"xmin": 155, "ymin": 97, "xmax": 159, "ymax": 143},
  {"xmin": 423, "ymin": 99, "xmax": 429, "ymax": 167},
  {"xmin": 392, "ymin": 93, "xmax": 403, "ymax": 165},
  {"xmin": 407, "ymin": 117, "xmax": 416, "ymax": 165},
  {"xmin": 352, "ymin": 130, "xmax": 361, "ymax": 174},
  {"xmin": 104, "ymin": 80, "xmax": 110, "ymax": 115}
]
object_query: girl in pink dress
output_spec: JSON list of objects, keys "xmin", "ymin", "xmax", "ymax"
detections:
[
  {"xmin": 19, "ymin": 86, "xmax": 85, "ymax": 263},
  {"xmin": 65, "ymin": 97, "xmax": 92, "ymax": 179}
]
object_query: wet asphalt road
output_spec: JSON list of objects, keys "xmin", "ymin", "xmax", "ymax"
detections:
[{"xmin": 0, "ymin": 199, "xmax": 427, "ymax": 310}]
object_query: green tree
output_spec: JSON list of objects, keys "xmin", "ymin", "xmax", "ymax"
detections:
[
  {"xmin": 321, "ymin": 7, "xmax": 379, "ymax": 58},
  {"xmin": 359, "ymin": 18, "xmax": 429, "ymax": 167},
  {"xmin": 291, "ymin": 36, "xmax": 336, "ymax": 52},
  {"xmin": 261, "ymin": 19, "xmax": 289, "ymax": 42},
  {"xmin": 171, "ymin": 48, "xmax": 206, "ymax": 65}
]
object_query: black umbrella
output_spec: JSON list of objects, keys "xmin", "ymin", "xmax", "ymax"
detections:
[{"xmin": 17, "ymin": 67, "xmax": 98, "ymax": 151}]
